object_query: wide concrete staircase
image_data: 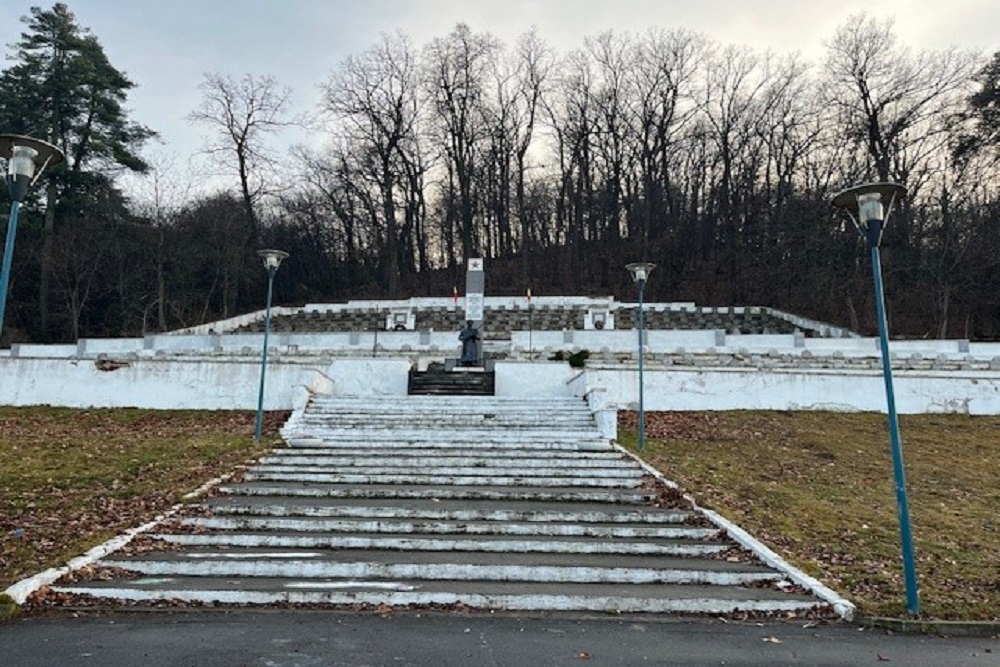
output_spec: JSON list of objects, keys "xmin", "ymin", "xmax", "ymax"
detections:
[{"xmin": 51, "ymin": 395, "xmax": 832, "ymax": 616}]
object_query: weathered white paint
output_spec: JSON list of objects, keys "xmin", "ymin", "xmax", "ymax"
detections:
[
  {"xmin": 4, "ymin": 351, "xmax": 1000, "ymax": 414},
  {"xmin": 8, "ymin": 343, "xmax": 78, "ymax": 358},
  {"xmin": 181, "ymin": 517, "xmax": 714, "ymax": 539},
  {"xmin": 161, "ymin": 533, "xmax": 725, "ymax": 556},
  {"xmin": 585, "ymin": 365, "xmax": 1000, "ymax": 414},
  {"xmin": 511, "ymin": 329, "xmax": 720, "ymax": 353},
  {"xmin": 0, "ymin": 357, "xmax": 324, "ymax": 409},
  {"xmin": 494, "ymin": 361, "xmax": 576, "ymax": 396},
  {"xmin": 77, "ymin": 337, "xmax": 146, "ymax": 355},
  {"xmin": 96, "ymin": 557, "xmax": 780, "ymax": 585},
  {"xmin": 46, "ymin": 586, "xmax": 823, "ymax": 615},
  {"xmin": 723, "ymin": 334, "xmax": 796, "ymax": 349},
  {"xmin": 325, "ymin": 359, "xmax": 411, "ymax": 395}
]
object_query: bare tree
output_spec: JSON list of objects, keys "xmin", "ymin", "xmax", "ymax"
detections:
[
  {"xmin": 188, "ymin": 73, "xmax": 299, "ymax": 229},
  {"xmin": 630, "ymin": 28, "xmax": 706, "ymax": 248},
  {"xmin": 424, "ymin": 24, "xmax": 501, "ymax": 263},
  {"xmin": 322, "ymin": 32, "xmax": 421, "ymax": 296},
  {"xmin": 122, "ymin": 151, "xmax": 194, "ymax": 332},
  {"xmin": 824, "ymin": 14, "xmax": 978, "ymax": 187}
]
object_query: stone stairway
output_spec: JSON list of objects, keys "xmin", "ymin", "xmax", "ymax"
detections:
[
  {"xmin": 50, "ymin": 395, "xmax": 835, "ymax": 616},
  {"xmin": 407, "ymin": 369, "xmax": 495, "ymax": 396}
]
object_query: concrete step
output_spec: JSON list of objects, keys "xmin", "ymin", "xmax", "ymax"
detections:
[
  {"xmin": 408, "ymin": 371, "xmax": 495, "ymax": 397},
  {"xmin": 202, "ymin": 497, "xmax": 699, "ymax": 524},
  {"xmin": 97, "ymin": 548, "xmax": 781, "ymax": 586},
  {"xmin": 308, "ymin": 396, "xmax": 587, "ymax": 408},
  {"xmin": 282, "ymin": 438, "xmax": 614, "ymax": 452},
  {"xmin": 217, "ymin": 482, "xmax": 656, "ymax": 504},
  {"xmin": 157, "ymin": 531, "xmax": 727, "ymax": 557},
  {"xmin": 250, "ymin": 464, "xmax": 641, "ymax": 478},
  {"xmin": 258, "ymin": 453, "xmax": 631, "ymax": 467},
  {"xmin": 295, "ymin": 418, "xmax": 596, "ymax": 429},
  {"xmin": 287, "ymin": 428, "xmax": 602, "ymax": 439},
  {"xmin": 180, "ymin": 516, "xmax": 716, "ymax": 539},
  {"xmin": 297, "ymin": 412, "xmax": 593, "ymax": 422},
  {"xmin": 51, "ymin": 577, "xmax": 822, "ymax": 615},
  {"xmin": 242, "ymin": 471, "xmax": 640, "ymax": 488}
]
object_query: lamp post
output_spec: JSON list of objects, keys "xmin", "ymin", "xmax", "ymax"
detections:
[
  {"xmin": 626, "ymin": 262, "xmax": 655, "ymax": 452},
  {"xmin": 254, "ymin": 249, "xmax": 289, "ymax": 442},
  {"xmin": 832, "ymin": 182, "xmax": 919, "ymax": 617},
  {"xmin": 0, "ymin": 135, "xmax": 64, "ymax": 340},
  {"xmin": 527, "ymin": 287, "xmax": 533, "ymax": 360}
]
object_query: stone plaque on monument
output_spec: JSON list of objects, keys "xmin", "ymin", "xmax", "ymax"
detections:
[{"xmin": 464, "ymin": 258, "xmax": 485, "ymax": 325}]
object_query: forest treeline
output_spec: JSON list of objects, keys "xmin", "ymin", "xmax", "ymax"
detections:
[{"xmin": 2, "ymin": 3, "xmax": 1000, "ymax": 344}]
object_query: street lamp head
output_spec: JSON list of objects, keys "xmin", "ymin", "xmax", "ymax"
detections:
[
  {"xmin": 831, "ymin": 182, "xmax": 906, "ymax": 240},
  {"xmin": 1, "ymin": 134, "xmax": 64, "ymax": 203},
  {"xmin": 626, "ymin": 262, "xmax": 656, "ymax": 284},
  {"xmin": 9, "ymin": 146, "xmax": 38, "ymax": 181},
  {"xmin": 257, "ymin": 249, "xmax": 289, "ymax": 272}
]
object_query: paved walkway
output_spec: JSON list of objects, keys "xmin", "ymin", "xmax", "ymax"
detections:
[{"xmin": 4, "ymin": 611, "xmax": 995, "ymax": 666}]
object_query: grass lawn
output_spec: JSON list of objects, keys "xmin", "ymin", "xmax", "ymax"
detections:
[
  {"xmin": 619, "ymin": 410, "xmax": 1000, "ymax": 621},
  {"xmin": 0, "ymin": 407, "xmax": 281, "ymax": 591}
]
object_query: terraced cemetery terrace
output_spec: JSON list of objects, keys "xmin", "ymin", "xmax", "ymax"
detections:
[{"xmin": 233, "ymin": 304, "xmax": 803, "ymax": 338}]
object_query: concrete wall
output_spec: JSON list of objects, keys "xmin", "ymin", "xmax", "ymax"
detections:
[
  {"xmin": 325, "ymin": 359, "xmax": 411, "ymax": 396},
  {"xmin": 583, "ymin": 365, "xmax": 1000, "ymax": 415},
  {"xmin": 2, "ymin": 353, "xmax": 999, "ymax": 414},
  {"xmin": 494, "ymin": 361, "xmax": 577, "ymax": 397},
  {"xmin": 512, "ymin": 330, "xmax": 720, "ymax": 353},
  {"xmin": 0, "ymin": 357, "xmax": 325, "ymax": 409}
]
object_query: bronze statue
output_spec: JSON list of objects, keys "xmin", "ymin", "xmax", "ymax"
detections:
[{"xmin": 459, "ymin": 320, "xmax": 480, "ymax": 366}]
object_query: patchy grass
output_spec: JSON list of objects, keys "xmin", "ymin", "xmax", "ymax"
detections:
[
  {"xmin": 619, "ymin": 411, "xmax": 1000, "ymax": 621},
  {"xmin": 0, "ymin": 407, "xmax": 283, "ymax": 591}
]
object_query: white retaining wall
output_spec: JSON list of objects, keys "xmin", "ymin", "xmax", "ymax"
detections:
[
  {"xmin": 324, "ymin": 359, "xmax": 411, "ymax": 396},
  {"xmin": 0, "ymin": 357, "xmax": 327, "ymax": 409},
  {"xmin": 5, "ymin": 353, "xmax": 998, "ymax": 415},
  {"xmin": 582, "ymin": 366, "xmax": 1000, "ymax": 415},
  {"xmin": 494, "ymin": 361, "xmax": 577, "ymax": 397}
]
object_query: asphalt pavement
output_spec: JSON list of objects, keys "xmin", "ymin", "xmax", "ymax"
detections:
[{"xmin": 2, "ymin": 610, "xmax": 997, "ymax": 666}]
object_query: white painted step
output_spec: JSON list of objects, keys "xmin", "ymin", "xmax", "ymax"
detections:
[
  {"xmin": 179, "ymin": 516, "xmax": 716, "ymax": 539},
  {"xmin": 217, "ymin": 482, "xmax": 656, "ymax": 504},
  {"xmin": 202, "ymin": 497, "xmax": 697, "ymax": 524},
  {"xmin": 283, "ymin": 439, "xmax": 614, "ymax": 451},
  {"xmin": 99, "ymin": 549, "xmax": 781, "ymax": 586},
  {"xmin": 262, "ymin": 449, "xmax": 625, "ymax": 462},
  {"xmin": 241, "ymin": 471, "xmax": 640, "ymax": 488},
  {"xmin": 52, "ymin": 578, "xmax": 822, "ymax": 615},
  {"xmin": 156, "ymin": 532, "xmax": 727, "ymax": 557},
  {"xmin": 249, "ymin": 464, "xmax": 641, "ymax": 479}
]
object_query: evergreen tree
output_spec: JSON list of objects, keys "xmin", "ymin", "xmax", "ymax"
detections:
[
  {"xmin": 0, "ymin": 3, "xmax": 155, "ymax": 340},
  {"xmin": 955, "ymin": 50, "xmax": 1000, "ymax": 161}
]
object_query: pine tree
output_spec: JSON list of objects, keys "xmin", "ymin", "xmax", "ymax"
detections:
[{"xmin": 0, "ymin": 3, "xmax": 155, "ymax": 339}]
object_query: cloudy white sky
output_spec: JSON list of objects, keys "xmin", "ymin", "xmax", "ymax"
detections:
[{"xmin": 2, "ymin": 0, "xmax": 998, "ymax": 193}]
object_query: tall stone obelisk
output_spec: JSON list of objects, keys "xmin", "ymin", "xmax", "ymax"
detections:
[{"xmin": 463, "ymin": 258, "xmax": 484, "ymax": 364}]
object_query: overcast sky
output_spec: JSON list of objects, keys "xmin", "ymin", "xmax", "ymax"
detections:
[{"xmin": 2, "ymin": 0, "xmax": 998, "ymax": 194}]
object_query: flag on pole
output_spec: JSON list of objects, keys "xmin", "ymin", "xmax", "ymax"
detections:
[
  {"xmin": 452, "ymin": 286, "xmax": 459, "ymax": 305},
  {"xmin": 526, "ymin": 287, "xmax": 532, "ymax": 304}
]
